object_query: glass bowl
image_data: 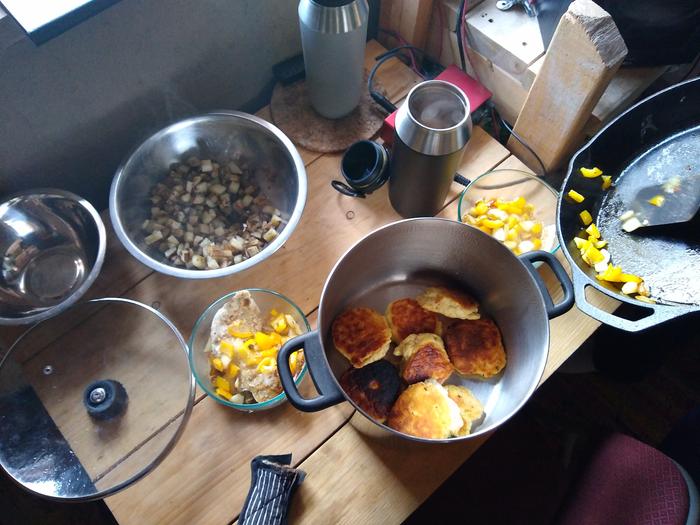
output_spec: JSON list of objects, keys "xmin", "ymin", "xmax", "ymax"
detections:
[
  {"xmin": 189, "ymin": 288, "xmax": 309, "ymax": 411},
  {"xmin": 457, "ymin": 169, "xmax": 560, "ymax": 254}
]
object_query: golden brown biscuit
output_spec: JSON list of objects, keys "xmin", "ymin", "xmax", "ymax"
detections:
[
  {"xmin": 340, "ymin": 360, "xmax": 401, "ymax": 423},
  {"xmin": 332, "ymin": 307, "xmax": 391, "ymax": 368},
  {"xmin": 443, "ymin": 318, "xmax": 506, "ymax": 378},
  {"xmin": 387, "ymin": 379, "xmax": 463, "ymax": 439},
  {"xmin": 416, "ymin": 287, "xmax": 480, "ymax": 320},
  {"xmin": 386, "ymin": 298, "xmax": 442, "ymax": 343},
  {"xmin": 446, "ymin": 385, "xmax": 484, "ymax": 436},
  {"xmin": 394, "ymin": 333, "xmax": 453, "ymax": 384}
]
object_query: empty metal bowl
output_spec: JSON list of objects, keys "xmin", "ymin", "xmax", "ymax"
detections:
[
  {"xmin": 0, "ymin": 189, "xmax": 106, "ymax": 325},
  {"xmin": 109, "ymin": 111, "xmax": 307, "ymax": 279}
]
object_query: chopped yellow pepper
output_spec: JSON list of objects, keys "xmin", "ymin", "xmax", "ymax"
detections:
[
  {"xmin": 573, "ymin": 237, "xmax": 590, "ymax": 250},
  {"xmin": 585, "ymin": 223, "xmax": 601, "ymax": 239},
  {"xmin": 215, "ymin": 388, "xmax": 233, "ymax": 400},
  {"xmin": 228, "ymin": 363, "xmax": 240, "ymax": 377},
  {"xmin": 227, "ymin": 327, "xmax": 253, "ymax": 338},
  {"xmin": 579, "ymin": 210, "xmax": 593, "ymax": 226},
  {"xmin": 601, "ymin": 175, "xmax": 612, "ymax": 190},
  {"xmin": 257, "ymin": 356, "xmax": 276, "ymax": 374},
  {"xmin": 596, "ymin": 264, "xmax": 624, "ymax": 282},
  {"xmin": 580, "ymin": 167, "xmax": 603, "ymax": 178},
  {"xmin": 214, "ymin": 376, "xmax": 231, "ymax": 392},
  {"xmin": 648, "ymin": 195, "xmax": 665, "ymax": 207},
  {"xmin": 583, "ymin": 245, "xmax": 605, "ymax": 264},
  {"xmin": 620, "ymin": 273, "xmax": 643, "ymax": 283},
  {"xmin": 567, "ymin": 189, "xmax": 585, "ymax": 203},
  {"xmin": 219, "ymin": 340, "xmax": 235, "ymax": 358},
  {"xmin": 211, "ymin": 357, "xmax": 225, "ymax": 372},
  {"xmin": 254, "ymin": 331, "xmax": 278, "ymax": 351}
]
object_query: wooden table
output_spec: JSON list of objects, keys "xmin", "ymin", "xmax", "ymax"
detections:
[{"xmin": 12, "ymin": 40, "xmax": 618, "ymax": 524}]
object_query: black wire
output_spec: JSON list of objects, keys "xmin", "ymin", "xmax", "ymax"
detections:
[
  {"xmin": 456, "ymin": 0, "xmax": 467, "ymax": 72},
  {"xmin": 496, "ymin": 111, "xmax": 548, "ymax": 178},
  {"xmin": 368, "ymin": 45, "xmax": 426, "ymax": 114}
]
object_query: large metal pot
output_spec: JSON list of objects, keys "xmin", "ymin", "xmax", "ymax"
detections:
[{"xmin": 277, "ymin": 218, "xmax": 574, "ymax": 443}]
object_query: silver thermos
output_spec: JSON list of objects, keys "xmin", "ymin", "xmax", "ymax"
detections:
[
  {"xmin": 298, "ymin": 0, "xmax": 369, "ymax": 119},
  {"xmin": 388, "ymin": 80, "xmax": 472, "ymax": 217}
]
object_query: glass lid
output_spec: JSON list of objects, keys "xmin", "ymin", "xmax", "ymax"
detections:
[{"xmin": 0, "ymin": 298, "xmax": 194, "ymax": 501}]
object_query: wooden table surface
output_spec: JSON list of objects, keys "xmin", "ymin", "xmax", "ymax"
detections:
[{"xmin": 45, "ymin": 40, "xmax": 618, "ymax": 524}]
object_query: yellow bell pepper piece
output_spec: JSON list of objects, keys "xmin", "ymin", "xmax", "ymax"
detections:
[
  {"xmin": 580, "ymin": 167, "xmax": 602, "ymax": 178},
  {"xmin": 259, "ymin": 348, "xmax": 279, "ymax": 360},
  {"xmin": 215, "ymin": 376, "xmax": 231, "ymax": 392},
  {"xmin": 219, "ymin": 340, "xmax": 235, "ymax": 358},
  {"xmin": 567, "ymin": 189, "xmax": 585, "ymax": 203},
  {"xmin": 583, "ymin": 245, "xmax": 605, "ymax": 264},
  {"xmin": 257, "ymin": 356, "xmax": 276, "ymax": 374},
  {"xmin": 594, "ymin": 240, "xmax": 608, "ymax": 249},
  {"xmin": 272, "ymin": 315, "xmax": 288, "ymax": 334},
  {"xmin": 228, "ymin": 363, "xmax": 240, "ymax": 377},
  {"xmin": 532, "ymin": 238, "xmax": 542, "ymax": 250},
  {"xmin": 596, "ymin": 264, "xmax": 623, "ymax": 282},
  {"xmin": 601, "ymin": 175, "xmax": 612, "ymax": 190},
  {"xmin": 474, "ymin": 201, "xmax": 489, "ymax": 216},
  {"xmin": 620, "ymin": 273, "xmax": 643, "ymax": 283},
  {"xmin": 215, "ymin": 387, "xmax": 233, "ymax": 400},
  {"xmin": 254, "ymin": 331, "xmax": 277, "ymax": 351},
  {"xmin": 211, "ymin": 357, "xmax": 225, "ymax": 372},
  {"xmin": 648, "ymin": 195, "xmax": 665, "ymax": 207},
  {"xmin": 289, "ymin": 351, "xmax": 299, "ymax": 375},
  {"xmin": 585, "ymin": 223, "xmax": 601, "ymax": 239},
  {"xmin": 227, "ymin": 327, "xmax": 253, "ymax": 338},
  {"xmin": 579, "ymin": 210, "xmax": 593, "ymax": 226},
  {"xmin": 573, "ymin": 237, "xmax": 590, "ymax": 250},
  {"xmin": 481, "ymin": 219, "xmax": 505, "ymax": 229},
  {"xmin": 531, "ymin": 221, "xmax": 543, "ymax": 235}
]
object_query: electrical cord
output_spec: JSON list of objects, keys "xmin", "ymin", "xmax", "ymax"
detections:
[
  {"xmin": 368, "ymin": 45, "xmax": 427, "ymax": 114},
  {"xmin": 495, "ymin": 110, "xmax": 548, "ymax": 178},
  {"xmin": 456, "ymin": 0, "xmax": 467, "ymax": 72}
]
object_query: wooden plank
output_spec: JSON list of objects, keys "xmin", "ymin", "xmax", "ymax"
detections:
[
  {"xmin": 507, "ymin": 0, "xmax": 627, "ymax": 172},
  {"xmin": 379, "ymin": 0, "xmax": 436, "ymax": 50}
]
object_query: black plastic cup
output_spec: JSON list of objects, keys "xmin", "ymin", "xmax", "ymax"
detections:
[{"xmin": 332, "ymin": 140, "xmax": 390, "ymax": 198}]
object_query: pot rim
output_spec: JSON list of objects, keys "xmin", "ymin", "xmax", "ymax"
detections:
[{"xmin": 315, "ymin": 217, "xmax": 551, "ymax": 443}]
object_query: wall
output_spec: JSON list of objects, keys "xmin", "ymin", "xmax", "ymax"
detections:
[{"xmin": 0, "ymin": 0, "xmax": 302, "ymax": 209}]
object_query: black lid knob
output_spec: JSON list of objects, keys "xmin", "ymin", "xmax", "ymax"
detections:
[{"xmin": 83, "ymin": 379, "xmax": 128, "ymax": 420}]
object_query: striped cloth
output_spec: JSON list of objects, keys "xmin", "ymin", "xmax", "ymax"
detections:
[{"xmin": 239, "ymin": 454, "xmax": 306, "ymax": 525}]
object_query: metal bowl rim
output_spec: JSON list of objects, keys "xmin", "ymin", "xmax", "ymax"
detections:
[
  {"xmin": 109, "ymin": 110, "xmax": 307, "ymax": 279},
  {"xmin": 0, "ymin": 188, "xmax": 106, "ymax": 326}
]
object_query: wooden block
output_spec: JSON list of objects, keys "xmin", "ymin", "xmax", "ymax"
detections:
[
  {"xmin": 507, "ymin": 0, "xmax": 627, "ymax": 172},
  {"xmin": 465, "ymin": 0, "xmax": 544, "ymax": 75}
]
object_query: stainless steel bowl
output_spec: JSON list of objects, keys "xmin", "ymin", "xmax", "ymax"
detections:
[
  {"xmin": 109, "ymin": 111, "xmax": 307, "ymax": 279},
  {"xmin": 0, "ymin": 189, "xmax": 106, "ymax": 325}
]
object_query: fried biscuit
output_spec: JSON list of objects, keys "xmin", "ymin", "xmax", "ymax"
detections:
[
  {"xmin": 387, "ymin": 379, "xmax": 463, "ymax": 439},
  {"xmin": 446, "ymin": 385, "xmax": 484, "ymax": 436},
  {"xmin": 444, "ymin": 318, "xmax": 506, "ymax": 378},
  {"xmin": 332, "ymin": 307, "xmax": 391, "ymax": 368},
  {"xmin": 386, "ymin": 298, "xmax": 442, "ymax": 343},
  {"xmin": 416, "ymin": 286, "xmax": 480, "ymax": 320},
  {"xmin": 340, "ymin": 360, "xmax": 401, "ymax": 423},
  {"xmin": 394, "ymin": 333, "xmax": 453, "ymax": 384}
]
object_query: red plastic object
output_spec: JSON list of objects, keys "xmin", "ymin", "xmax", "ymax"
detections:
[{"xmin": 379, "ymin": 65, "xmax": 492, "ymax": 146}]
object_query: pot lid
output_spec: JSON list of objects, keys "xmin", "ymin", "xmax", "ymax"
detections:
[{"xmin": 0, "ymin": 297, "xmax": 194, "ymax": 501}]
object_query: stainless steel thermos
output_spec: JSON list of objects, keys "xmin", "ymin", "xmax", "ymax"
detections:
[
  {"xmin": 298, "ymin": 0, "xmax": 369, "ymax": 119},
  {"xmin": 388, "ymin": 80, "xmax": 472, "ymax": 217}
]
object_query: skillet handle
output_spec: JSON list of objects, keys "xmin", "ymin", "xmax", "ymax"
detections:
[
  {"xmin": 571, "ymin": 270, "xmax": 690, "ymax": 332},
  {"xmin": 519, "ymin": 250, "xmax": 575, "ymax": 319},
  {"xmin": 277, "ymin": 330, "xmax": 345, "ymax": 412}
]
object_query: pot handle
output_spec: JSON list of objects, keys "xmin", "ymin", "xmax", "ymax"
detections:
[
  {"xmin": 571, "ymin": 270, "xmax": 690, "ymax": 332},
  {"xmin": 519, "ymin": 250, "xmax": 575, "ymax": 319},
  {"xmin": 277, "ymin": 330, "xmax": 345, "ymax": 412}
]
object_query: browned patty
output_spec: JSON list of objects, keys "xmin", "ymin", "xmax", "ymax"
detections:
[
  {"xmin": 398, "ymin": 334, "xmax": 453, "ymax": 385},
  {"xmin": 332, "ymin": 307, "xmax": 391, "ymax": 368},
  {"xmin": 386, "ymin": 298, "xmax": 441, "ymax": 343},
  {"xmin": 387, "ymin": 379, "xmax": 463, "ymax": 439},
  {"xmin": 443, "ymin": 318, "xmax": 506, "ymax": 378},
  {"xmin": 416, "ymin": 286, "xmax": 480, "ymax": 320},
  {"xmin": 340, "ymin": 360, "xmax": 401, "ymax": 423}
]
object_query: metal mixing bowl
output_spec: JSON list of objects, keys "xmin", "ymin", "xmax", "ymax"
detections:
[
  {"xmin": 109, "ymin": 111, "xmax": 307, "ymax": 279},
  {"xmin": 0, "ymin": 189, "xmax": 106, "ymax": 325}
]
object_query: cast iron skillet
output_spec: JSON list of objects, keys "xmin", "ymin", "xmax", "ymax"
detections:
[{"xmin": 558, "ymin": 77, "xmax": 700, "ymax": 332}]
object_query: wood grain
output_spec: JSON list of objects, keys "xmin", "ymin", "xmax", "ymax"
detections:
[
  {"xmin": 507, "ymin": 0, "xmax": 627, "ymax": 172},
  {"xmin": 379, "ymin": 0, "xmax": 436, "ymax": 50}
]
